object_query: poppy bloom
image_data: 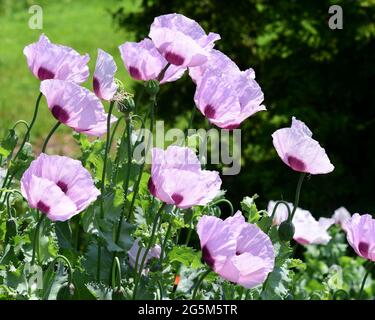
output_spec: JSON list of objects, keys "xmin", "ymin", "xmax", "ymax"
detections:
[
  {"xmin": 21, "ymin": 154, "xmax": 100, "ymax": 222},
  {"xmin": 40, "ymin": 79, "xmax": 117, "ymax": 136},
  {"xmin": 93, "ymin": 49, "xmax": 118, "ymax": 101},
  {"xmin": 197, "ymin": 211, "xmax": 275, "ymax": 289},
  {"xmin": 332, "ymin": 207, "xmax": 351, "ymax": 228},
  {"xmin": 149, "ymin": 13, "xmax": 220, "ymax": 67},
  {"xmin": 148, "ymin": 146, "xmax": 221, "ymax": 209},
  {"xmin": 189, "ymin": 49, "xmax": 251, "ymax": 85},
  {"xmin": 194, "ymin": 67, "xmax": 265, "ymax": 129},
  {"xmin": 272, "ymin": 117, "xmax": 334, "ymax": 174},
  {"xmin": 119, "ymin": 39, "xmax": 185, "ymax": 83},
  {"xmin": 128, "ymin": 239, "xmax": 161, "ymax": 273},
  {"xmin": 23, "ymin": 34, "xmax": 89, "ymax": 83},
  {"xmin": 344, "ymin": 214, "xmax": 375, "ymax": 262},
  {"xmin": 267, "ymin": 200, "xmax": 334, "ymax": 245}
]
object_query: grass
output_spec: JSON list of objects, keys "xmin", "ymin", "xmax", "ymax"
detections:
[{"xmin": 0, "ymin": 0, "xmax": 139, "ymax": 153}]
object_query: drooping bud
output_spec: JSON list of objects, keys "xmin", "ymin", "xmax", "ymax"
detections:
[
  {"xmin": 112, "ymin": 286, "xmax": 126, "ymax": 300},
  {"xmin": 117, "ymin": 92, "xmax": 135, "ymax": 113},
  {"xmin": 278, "ymin": 220, "xmax": 295, "ymax": 242},
  {"xmin": 56, "ymin": 282, "xmax": 75, "ymax": 300}
]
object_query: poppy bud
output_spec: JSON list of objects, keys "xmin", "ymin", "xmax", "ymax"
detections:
[
  {"xmin": 278, "ymin": 220, "xmax": 295, "ymax": 242},
  {"xmin": 56, "ymin": 283, "xmax": 75, "ymax": 300},
  {"xmin": 118, "ymin": 95, "xmax": 135, "ymax": 113},
  {"xmin": 5, "ymin": 218, "xmax": 17, "ymax": 242},
  {"xmin": 145, "ymin": 80, "xmax": 159, "ymax": 97},
  {"xmin": 112, "ymin": 286, "xmax": 126, "ymax": 300}
]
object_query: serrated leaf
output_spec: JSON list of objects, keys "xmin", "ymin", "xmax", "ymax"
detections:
[{"xmin": 168, "ymin": 246, "xmax": 203, "ymax": 269}]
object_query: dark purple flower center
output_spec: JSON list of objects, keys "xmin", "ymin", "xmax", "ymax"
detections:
[
  {"xmin": 165, "ymin": 52, "xmax": 184, "ymax": 66},
  {"xmin": 93, "ymin": 77, "xmax": 101, "ymax": 97},
  {"xmin": 202, "ymin": 245, "xmax": 215, "ymax": 269},
  {"xmin": 358, "ymin": 241, "xmax": 369, "ymax": 257},
  {"xmin": 171, "ymin": 193, "xmax": 183, "ymax": 205},
  {"xmin": 57, "ymin": 180, "xmax": 68, "ymax": 193},
  {"xmin": 51, "ymin": 105, "xmax": 70, "ymax": 123},
  {"xmin": 204, "ymin": 104, "xmax": 216, "ymax": 119},
  {"xmin": 287, "ymin": 155, "xmax": 306, "ymax": 172},
  {"xmin": 37, "ymin": 67, "xmax": 55, "ymax": 80},
  {"xmin": 148, "ymin": 178, "xmax": 157, "ymax": 196},
  {"xmin": 128, "ymin": 66, "xmax": 142, "ymax": 80},
  {"xmin": 37, "ymin": 200, "xmax": 50, "ymax": 213}
]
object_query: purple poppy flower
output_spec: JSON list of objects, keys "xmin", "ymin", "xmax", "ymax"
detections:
[
  {"xmin": 268, "ymin": 200, "xmax": 334, "ymax": 245},
  {"xmin": 148, "ymin": 146, "xmax": 221, "ymax": 209},
  {"xmin": 197, "ymin": 211, "xmax": 275, "ymax": 289},
  {"xmin": 21, "ymin": 154, "xmax": 100, "ymax": 222},
  {"xmin": 119, "ymin": 38, "xmax": 185, "ymax": 83},
  {"xmin": 189, "ymin": 49, "xmax": 243, "ymax": 85},
  {"xmin": 332, "ymin": 207, "xmax": 351, "ymax": 228},
  {"xmin": 149, "ymin": 13, "xmax": 220, "ymax": 67},
  {"xmin": 128, "ymin": 239, "xmax": 161, "ymax": 273},
  {"xmin": 93, "ymin": 49, "xmax": 118, "ymax": 100},
  {"xmin": 40, "ymin": 79, "xmax": 117, "ymax": 136},
  {"xmin": 344, "ymin": 213, "xmax": 375, "ymax": 261},
  {"xmin": 272, "ymin": 117, "xmax": 334, "ymax": 174},
  {"xmin": 194, "ymin": 67, "xmax": 265, "ymax": 129},
  {"xmin": 23, "ymin": 34, "xmax": 89, "ymax": 83}
]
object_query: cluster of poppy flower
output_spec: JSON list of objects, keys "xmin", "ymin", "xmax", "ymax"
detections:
[{"xmin": 19, "ymin": 13, "xmax": 374, "ymax": 290}]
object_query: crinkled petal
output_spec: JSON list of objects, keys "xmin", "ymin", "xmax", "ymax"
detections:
[
  {"xmin": 93, "ymin": 49, "xmax": 118, "ymax": 100},
  {"xmin": 40, "ymin": 79, "xmax": 117, "ymax": 136},
  {"xmin": 23, "ymin": 34, "xmax": 89, "ymax": 83}
]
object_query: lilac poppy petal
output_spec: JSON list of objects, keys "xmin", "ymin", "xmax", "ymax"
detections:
[
  {"xmin": 332, "ymin": 207, "xmax": 351, "ymax": 228},
  {"xmin": 40, "ymin": 79, "xmax": 117, "ymax": 136},
  {"xmin": 197, "ymin": 215, "xmax": 237, "ymax": 271},
  {"xmin": 272, "ymin": 117, "xmax": 334, "ymax": 174},
  {"xmin": 149, "ymin": 13, "xmax": 220, "ymax": 67},
  {"xmin": 23, "ymin": 34, "xmax": 89, "ymax": 83},
  {"xmin": 194, "ymin": 67, "xmax": 265, "ymax": 129},
  {"xmin": 345, "ymin": 213, "xmax": 375, "ymax": 261},
  {"xmin": 149, "ymin": 146, "xmax": 221, "ymax": 209},
  {"xmin": 292, "ymin": 209, "xmax": 332, "ymax": 245},
  {"xmin": 21, "ymin": 175, "xmax": 77, "ymax": 221},
  {"xmin": 21, "ymin": 153, "xmax": 100, "ymax": 222},
  {"xmin": 93, "ymin": 49, "xmax": 118, "ymax": 100},
  {"xmin": 189, "ymin": 49, "xmax": 239, "ymax": 84},
  {"xmin": 119, "ymin": 38, "xmax": 186, "ymax": 83},
  {"xmin": 197, "ymin": 211, "xmax": 275, "ymax": 289}
]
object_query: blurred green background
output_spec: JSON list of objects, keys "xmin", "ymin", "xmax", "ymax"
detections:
[{"xmin": 0, "ymin": 0, "xmax": 374, "ymax": 217}]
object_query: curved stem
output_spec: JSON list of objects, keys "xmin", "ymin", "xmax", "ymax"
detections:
[
  {"xmin": 31, "ymin": 213, "xmax": 46, "ymax": 265},
  {"xmin": 12, "ymin": 120, "xmax": 30, "ymax": 137},
  {"xmin": 211, "ymin": 199, "xmax": 234, "ymax": 216},
  {"xmin": 132, "ymin": 203, "xmax": 165, "ymax": 299},
  {"xmin": 13, "ymin": 92, "xmax": 42, "ymax": 160},
  {"xmin": 271, "ymin": 200, "xmax": 292, "ymax": 221},
  {"xmin": 97, "ymin": 101, "xmax": 115, "ymax": 281},
  {"xmin": 290, "ymin": 173, "xmax": 306, "ymax": 220},
  {"xmin": 52, "ymin": 255, "xmax": 73, "ymax": 284},
  {"xmin": 192, "ymin": 269, "xmax": 211, "ymax": 299},
  {"xmin": 358, "ymin": 263, "xmax": 373, "ymax": 299},
  {"xmin": 41, "ymin": 121, "xmax": 61, "ymax": 153}
]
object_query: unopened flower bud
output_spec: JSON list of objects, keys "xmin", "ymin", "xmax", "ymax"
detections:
[
  {"xmin": 278, "ymin": 220, "xmax": 295, "ymax": 242},
  {"xmin": 56, "ymin": 282, "xmax": 75, "ymax": 300},
  {"xmin": 145, "ymin": 80, "xmax": 160, "ymax": 97}
]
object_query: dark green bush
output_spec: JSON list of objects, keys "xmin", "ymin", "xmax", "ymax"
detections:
[{"xmin": 112, "ymin": 0, "xmax": 375, "ymax": 216}]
